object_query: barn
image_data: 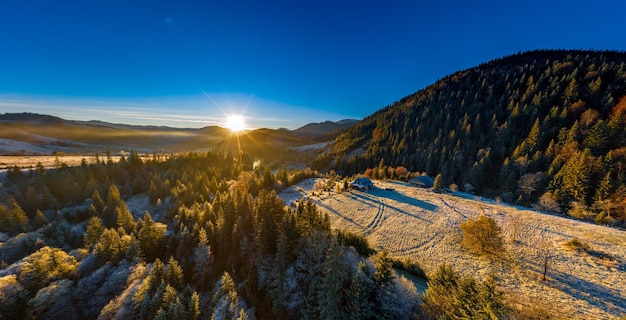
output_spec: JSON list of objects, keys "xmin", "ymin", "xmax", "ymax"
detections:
[
  {"xmin": 350, "ymin": 177, "xmax": 374, "ymax": 190},
  {"xmin": 409, "ymin": 175, "xmax": 434, "ymax": 188}
]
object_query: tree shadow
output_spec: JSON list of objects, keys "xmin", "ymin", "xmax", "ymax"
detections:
[
  {"xmin": 548, "ymin": 269, "xmax": 626, "ymax": 316},
  {"xmin": 350, "ymin": 189, "xmax": 435, "ymax": 223},
  {"xmin": 315, "ymin": 201, "xmax": 364, "ymax": 229},
  {"xmin": 369, "ymin": 188, "xmax": 438, "ymax": 212}
]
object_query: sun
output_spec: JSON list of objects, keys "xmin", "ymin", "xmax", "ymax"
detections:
[{"xmin": 225, "ymin": 115, "xmax": 246, "ymax": 132}]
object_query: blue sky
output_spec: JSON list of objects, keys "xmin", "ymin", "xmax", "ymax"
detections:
[{"xmin": 1, "ymin": 1, "xmax": 625, "ymax": 129}]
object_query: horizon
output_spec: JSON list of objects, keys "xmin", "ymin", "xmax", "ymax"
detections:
[
  {"xmin": 0, "ymin": 109, "xmax": 359, "ymax": 131},
  {"xmin": 2, "ymin": 1, "xmax": 626, "ymax": 129}
]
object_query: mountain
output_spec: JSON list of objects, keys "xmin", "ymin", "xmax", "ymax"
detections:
[
  {"xmin": 0, "ymin": 113, "xmax": 210, "ymax": 154},
  {"xmin": 292, "ymin": 119, "xmax": 358, "ymax": 138},
  {"xmin": 0, "ymin": 113, "xmax": 346, "ymax": 159},
  {"xmin": 313, "ymin": 50, "xmax": 626, "ymax": 222}
]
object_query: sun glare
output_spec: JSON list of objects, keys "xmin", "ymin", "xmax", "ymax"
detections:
[{"xmin": 225, "ymin": 115, "xmax": 246, "ymax": 132}]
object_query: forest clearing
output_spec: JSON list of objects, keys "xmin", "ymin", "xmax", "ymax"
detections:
[{"xmin": 280, "ymin": 178, "xmax": 626, "ymax": 319}]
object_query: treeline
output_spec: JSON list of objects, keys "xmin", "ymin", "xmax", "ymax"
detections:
[
  {"xmin": 314, "ymin": 50, "xmax": 626, "ymax": 225},
  {"xmin": 0, "ymin": 152, "xmax": 430, "ymax": 319}
]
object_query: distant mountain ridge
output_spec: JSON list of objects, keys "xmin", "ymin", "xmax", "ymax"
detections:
[
  {"xmin": 0, "ymin": 112, "xmax": 64, "ymax": 124},
  {"xmin": 0, "ymin": 112, "xmax": 354, "ymax": 157},
  {"xmin": 292, "ymin": 119, "xmax": 358, "ymax": 138}
]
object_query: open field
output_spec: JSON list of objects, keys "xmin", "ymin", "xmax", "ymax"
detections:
[
  {"xmin": 280, "ymin": 179, "xmax": 626, "ymax": 319},
  {"xmin": 0, "ymin": 155, "xmax": 156, "ymax": 172}
]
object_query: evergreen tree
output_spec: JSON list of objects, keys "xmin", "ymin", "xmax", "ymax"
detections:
[
  {"xmin": 31, "ymin": 209, "xmax": 47, "ymax": 229},
  {"xmin": 102, "ymin": 185, "xmax": 123, "ymax": 228},
  {"xmin": 433, "ymin": 173, "xmax": 443, "ymax": 191},
  {"xmin": 192, "ymin": 229, "xmax": 214, "ymax": 291},
  {"xmin": 554, "ymin": 149, "xmax": 591, "ymax": 205},
  {"xmin": 212, "ymin": 272, "xmax": 246, "ymax": 320},
  {"xmin": 91, "ymin": 189, "xmax": 105, "ymax": 215},
  {"xmin": 96, "ymin": 228, "xmax": 124, "ymax": 263},
  {"xmin": 0, "ymin": 202, "xmax": 29, "ymax": 236},
  {"xmin": 138, "ymin": 212, "xmax": 165, "ymax": 262},
  {"xmin": 84, "ymin": 216, "xmax": 104, "ymax": 250},
  {"xmin": 166, "ymin": 257, "xmax": 185, "ymax": 291},
  {"xmin": 18, "ymin": 246, "xmax": 78, "ymax": 293},
  {"xmin": 319, "ymin": 241, "xmax": 348, "ymax": 320},
  {"xmin": 116, "ymin": 202, "xmax": 136, "ymax": 234},
  {"xmin": 148, "ymin": 180, "xmax": 159, "ymax": 205},
  {"xmin": 347, "ymin": 262, "xmax": 372, "ymax": 319}
]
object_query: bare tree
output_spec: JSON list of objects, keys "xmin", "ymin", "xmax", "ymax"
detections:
[
  {"xmin": 527, "ymin": 222, "xmax": 552, "ymax": 281},
  {"xmin": 518, "ymin": 173, "xmax": 540, "ymax": 201}
]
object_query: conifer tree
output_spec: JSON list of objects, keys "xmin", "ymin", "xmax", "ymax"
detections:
[
  {"xmin": 154, "ymin": 285, "xmax": 186, "ymax": 320},
  {"xmin": 319, "ymin": 240, "xmax": 348, "ymax": 320},
  {"xmin": 138, "ymin": 212, "xmax": 165, "ymax": 262},
  {"xmin": 166, "ymin": 257, "xmax": 185, "ymax": 291},
  {"xmin": 192, "ymin": 229, "xmax": 214, "ymax": 291},
  {"xmin": 148, "ymin": 181, "xmax": 159, "ymax": 206},
  {"xmin": 116, "ymin": 202, "xmax": 136, "ymax": 234},
  {"xmin": 102, "ymin": 185, "xmax": 122, "ymax": 228},
  {"xmin": 84, "ymin": 216, "xmax": 104, "ymax": 250},
  {"xmin": 212, "ymin": 272, "xmax": 245, "ymax": 319},
  {"xmin": 91, "ymin": 189, "xmax": 105, "ymax": 215},
  {"xmin": 0, "ymin": 201, "xmax": 29, "ymax": 236},
  {"xmin": 31, "ymin": 209, "xmax": 47, "ymax": 229},
  {"xmin": 347, "ymin": 262, "xmax": 372, "ymax": 319},
  {"xmin": 554, "ymin": 149, "xmax": 590, "ymax": 205},
  {"xmin": 433, "ymin": 173, "xmax": 443, "ymax": 191},
  {"xmin": 96, "ymin": 228, "xmax": 124, "ymax": 263},
  {"xmin": 18, "ymin": 246, "xmax": 78, "ymax": 294}
]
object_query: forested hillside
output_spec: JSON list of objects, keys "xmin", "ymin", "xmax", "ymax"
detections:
[
  {"xmin": 315, "ymin": 50, "xmax": 626, "ymax": 224},
  {"xmin": 0, "ymin": 152, "xmax": 431, "ymax": 319}
]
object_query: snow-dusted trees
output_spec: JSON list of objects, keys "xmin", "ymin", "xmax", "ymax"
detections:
[
  {"xmin": 101, "ymin": 184, "xmax": 133, "ymax": 230},
  {"xmin": 211, "ymin": 272, "xmax": 251, "ymax": 320},
  {"xmin": 192, "ymin": 228, "xmax": 214, "ymax": 292},
  {"xmin": 0, "ymin": 152, "xmax": 433, "ymax": 319},
  {"xmin": 0, "ymin": 274, "xmax": 27, "ymax": 319},
  {"xmin": 18, "ymin": 246, "xmax": 78, "ymax": 293},
  {"xmin": 137, "ymin": 211, "xmax": 165, "ymax": 262},
  {"xmin": 0, "ymin": 201, "xmax": 29, "ymax": 236},
  {"xmin": 319, "ymin": 241, "xmax": 348, "ymax": 319},
  {"xmin": 263, "ymin": 227, "xmax": 420, "ymax": 319},
  {"xmin": 27, "ymin": 279, "xmax": 79, "ymax": 319},
  {"xmin": 422, "ymin": 264, "xmax": 503, "ymax": 319},
  {"xmin": 131, "ymin": 258, "xmax": 201, "ymax": 319}
]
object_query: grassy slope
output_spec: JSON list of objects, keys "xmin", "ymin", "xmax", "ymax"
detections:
[{"xmin": 280, "ymin": 179, "xmax": 626, "ymax": 319}]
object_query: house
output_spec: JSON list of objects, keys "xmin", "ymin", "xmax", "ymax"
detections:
[
  {"xmin": 409, "ymin": 175, "xmax": 434, "ymax": 188},
  {"xmin": 350, "ymin": 177, "xmax": 374, "ymax": 190}
]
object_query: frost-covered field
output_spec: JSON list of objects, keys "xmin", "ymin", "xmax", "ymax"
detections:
[
  {"xmin": 0, "ymin": 155, "xmax": 154, "ymax": 172},
  {"xmin": 279, "ymin": 178, "xmax": 626, "ymax": 319}
]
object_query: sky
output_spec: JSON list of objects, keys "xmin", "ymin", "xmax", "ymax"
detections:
[{"xmin": 1, "ymin": 1, "xmax": 626, "ymax": 129}]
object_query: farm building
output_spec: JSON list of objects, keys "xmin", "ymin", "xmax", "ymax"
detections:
[
  {"xmin": 350, "ymin": 177, "xmax": 374, "ymax": 190},
  {"xmin": 409, "ymin": 175, "xmax": 434, "ymax": 188}
]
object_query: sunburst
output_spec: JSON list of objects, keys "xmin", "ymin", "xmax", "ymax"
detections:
[{"xmin": 225, "ymin": 115, "xmax": 246, "ymax": 132}]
